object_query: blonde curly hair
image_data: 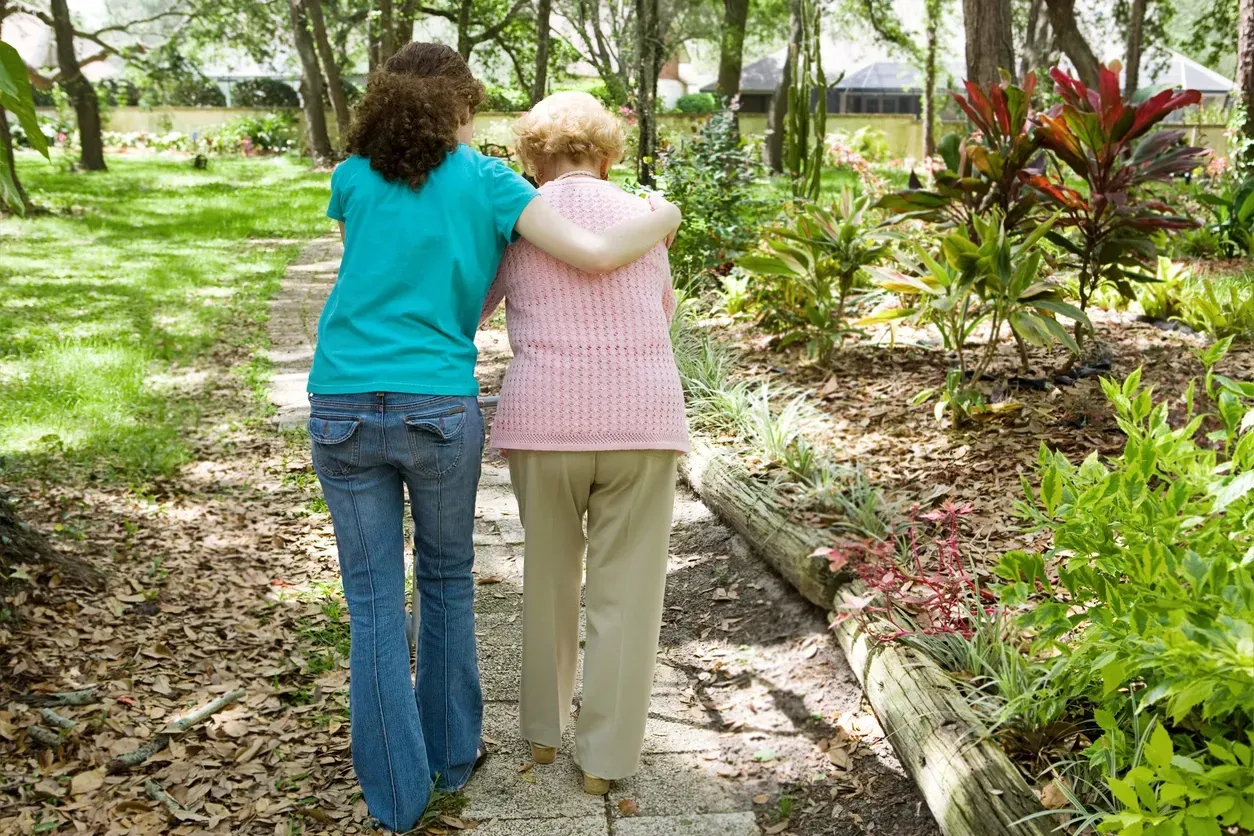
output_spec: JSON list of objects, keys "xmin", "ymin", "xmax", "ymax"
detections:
[{"xmin": 512, "ymin": 91, "xmax": 625, "ymax": 178}]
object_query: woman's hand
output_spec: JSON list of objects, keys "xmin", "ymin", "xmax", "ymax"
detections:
[{"xmin": 647, "ymin": 193, "xmax": 679, "ymax": 249}]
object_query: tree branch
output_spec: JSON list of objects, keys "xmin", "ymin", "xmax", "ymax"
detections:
[
  {"xmin": 468, "ymin": 0, "xmax": 528, "ymax": 46},
  {"xmin": 416, "ymin": 4, "xmax": 457, "ymax": 20}
]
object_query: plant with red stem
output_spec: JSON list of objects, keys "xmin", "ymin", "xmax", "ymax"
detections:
[{"xmin": 819, "ymin": 501, "xmax": 999, "ymax": 642}]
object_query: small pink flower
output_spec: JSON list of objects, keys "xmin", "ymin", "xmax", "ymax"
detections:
[{"xmin": 56, "ymin": 132, "xmax": 67, "ymax": 143}]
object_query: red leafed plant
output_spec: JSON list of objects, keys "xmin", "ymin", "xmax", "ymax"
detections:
[
  {"xmin": 878, "ymin": 71, "xmax": 1042, "ymax": 235},
  {"xmin": 819, "ymin": 501, "xmax": 997, "ymax": 642},
  {"xmin": 1021, "ymin": 63, "xmax": 1206, "ymax": 317}
]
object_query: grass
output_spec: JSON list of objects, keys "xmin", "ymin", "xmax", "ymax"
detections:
[{"xmin": 0, "ymin": 153, "xmax": 331, "ymax": 483}]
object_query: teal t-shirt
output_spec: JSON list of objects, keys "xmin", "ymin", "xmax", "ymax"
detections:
[{"xmin": 308, "ymin": 146, "xmax": 537, "ymax": 396}]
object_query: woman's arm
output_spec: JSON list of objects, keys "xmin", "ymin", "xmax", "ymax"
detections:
[
  {"xmin": 338, "ymin": 221, "xmax": 345, "ymax": 242},
  {"xmin": 513, "ymin": 196, "xmax": 681, "ymax": 274},
  {"xmin": 480, "ymin": 276, "xmax": 506, "ymax": 326}
]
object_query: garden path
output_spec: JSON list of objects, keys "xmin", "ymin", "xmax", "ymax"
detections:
[{"xmin": 268, "ymin": 239, "xmax": 939, "ymax": 836}]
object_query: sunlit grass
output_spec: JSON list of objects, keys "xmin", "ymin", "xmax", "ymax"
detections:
[{"xmin": 0, "ymin": 153, "xmax": 331, "ymax": 482}]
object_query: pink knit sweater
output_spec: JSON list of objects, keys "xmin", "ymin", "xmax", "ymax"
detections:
[{"xmin": 481, "ymin": 177, "xmax": 689, "ymax": 453}]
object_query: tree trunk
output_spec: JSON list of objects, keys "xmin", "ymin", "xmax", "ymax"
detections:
[
  {"xmin": 1045, "ymin": 0, "xmax": 1100, "ymax": 87},
  {"xmin": 765, "ymin": 0, "xmax": 801, "ymax": 173},
  {"xmin": 306, "ymin": 0, "xmax": 351, "ymax": 143},
  {"xmin": 531, "ymin": 0, "xmax": 552, "ymax": 104},
  {"xmin": 1125, "ymin": 0, "xmax": 1146, "ymax": 95},
  {"xmin": 379, "ymin": 0, "xmax": 397, "ymax": 62},
  {"xmin": 923, "ymin": 0, "xmax": 938, "ymax": 157},
  {"xmin": 961, "ymin": 0, "xmax": 1014, "ymax": 84},
  {"xmin": 289, "ymin": 0, "xmax": 334, "ymax": 164},
  {"xmin": 634, "ymin": 0, "xmax": 661, "ymax": 185},
  {"xmin": 456, "ymin": 0, "xmax": 473, "ymax": 59},
  {"xmin": 1020, "ymin": 0, "xmax": 1050, "ymax": 78},
  {"xmin": 395, "ymin": 0, "xmax": 418, "ymax": 47},
  {"xmin": 49, "ymin": 0, "xmax": 105, "ymax": 171},
  {"xmin": 1239, "ymin": 0, "xmax": 1254, "ymax": 164},
  {"xmin": 716, "ymin": 0, "xmax": 749, "ymax": 100}
]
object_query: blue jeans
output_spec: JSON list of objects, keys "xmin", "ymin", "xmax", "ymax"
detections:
[{"xmin": 308, "ymin": 392, "xmax": 484, "ymax": 832}]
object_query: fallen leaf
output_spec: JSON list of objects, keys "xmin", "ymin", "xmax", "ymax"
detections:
[
  {"xmin": 753, "ymin": 794, "xmax": 770, "ymax": 805},
  {"xmin": 475, "ymin": 576, "xmax": 503, "ymax": 585},
  {"xmin": 1039, "ymin": 779, "xmax": 1068, "ymax": 810},
  {"xmin": 617, "ymin": 799, "xmax": 638, "ymax": 817},
  {"xmin": 765, "ymin": 820, "xmax": 790, "ymax": 834},
  {"xmin": 753, "ymin": 748, "xmax": 777, "ymax": 762},
  {"xmin": 71, "ymin": 769, "xmax": 105, "ymax": 795},
  {"xmin": 441, "ymin": 815, "xmax": 469, "ymax": 828}
]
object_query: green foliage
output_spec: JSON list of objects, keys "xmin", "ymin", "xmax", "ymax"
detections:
[
  {"xmin": 1176, "ymin": 277, "xmax": 1254, "ymax": 340},
  {"xmin": 866, "ymin": 212, "xmax": 1088, "ymax": 423},
  {"xmin": 656, "ymin": 108, "xmax": 763, "ymax": 291},
  {"xmin": 479, "ymin": 85, "xmax": 529, "ymax": 113},
  {"xmin": 1135, "ymin": 257, "xmax": 1190, "ymax": 321},
  {"xmin": 1197, "ymin": 176, "xmax": 1254, "ymax": 257},
  {"xmin": 230, "ymin": 79, "xmax": 300, "ymax": 108},
  {"xmin": 216, "ymin": 113, "xmax": 299, "ymax": 154},
  {"xmin": 0, "ymin": 38, "xmax": 50, "ymax": 213},
  {"xmin": 996, "ymin": 348, "xmax": 1254, "ymax": 834},
  {"xmin": 673, "ymin": 93, "xmax": 718, "ymax": 114},
  {"xmin": 740, "ymin": 190, "xmax": 893, "ymax": 362}
]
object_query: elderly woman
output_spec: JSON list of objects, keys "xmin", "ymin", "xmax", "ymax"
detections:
[{"xmin": 480, "ymin": 91, "xmax": 689, "ymax": 794}]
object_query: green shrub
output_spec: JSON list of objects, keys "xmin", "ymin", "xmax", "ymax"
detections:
[
  {"xmin": 656, "ymin": 108, "xmax": 763, "ymax": 291},
  {"xmin": 741, "ymin": 190, "xmax": 893, "ymax": 363},
  {"xmin": 673, "ymin": 93, "xmax": 717, "ymax": 115},
  {"xmin": 215, "ymin": 113, "xmax": 298, "ymax": 154},
  {"xmin": 996, "ymin": 347, "xmax": 1254, "ymax": 835},
  {"xmin": 230, "ymin": 79, "xmax": 300, "ymax": 108},
  {"xmin": 479, "ymin": 85, "xmax": 528, "ymax": 112},
  {"xmin": 1198, "ymin": 176, "xmax": 1254, "ymax": 257}
]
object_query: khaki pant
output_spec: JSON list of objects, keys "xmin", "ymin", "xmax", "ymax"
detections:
[{"xmin": 508, "ymin": 449, "xmax": 678, "ymax": 779}]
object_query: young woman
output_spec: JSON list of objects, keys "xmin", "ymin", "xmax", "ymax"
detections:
[
  {"xmin": 481, "ymin": 91, "xmax": 690, "ymax": 795},
  {"xmin": 307, "ymin": 46, "xmax": 680, "ymax": 833}
]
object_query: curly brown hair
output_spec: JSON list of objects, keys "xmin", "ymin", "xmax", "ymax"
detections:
[{"xmin": 346, "ymin": 43, "xmax": 485, "ymax": 189}]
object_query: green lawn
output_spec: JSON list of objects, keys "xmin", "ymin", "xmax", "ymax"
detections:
[{"xmin": 0, "ymin": 154, "xmax": 332, "ymax": 483}]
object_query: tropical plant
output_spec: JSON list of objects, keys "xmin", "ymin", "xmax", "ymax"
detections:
[
  {"xmin": 1022, "ymin": 64, "xmax": 1206, "ymax": 318},
  {"xmin": 877, "ymin": 71, "xmax": 1042, "ymax": 236},
  {"xmin": 740, "ymin": 190, "xmax": 894, "ymax": 360},
  {"xmin": 0, "ymin": 38, "xmax": 50, "ymax": 213},
  {"xmin": 1197, "ymin": 175, "xmax": 1254, "ymax": 257},
  {"xmin": 996, "ymin": 343, "xmax": 1254, "ymax": 835},
  {"xmin": 1176, "ymin": 276, "xmax": 1254, "ymax": 340},
  {"xmin": 1134, "ymin": 256, "xmax": 1190, "ymax": 321},
  {"xmin": 866, "ymin": 212, "xmax": 1089, "ymax": 423}
]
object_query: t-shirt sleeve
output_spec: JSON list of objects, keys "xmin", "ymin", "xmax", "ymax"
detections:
[
  {"xmin": 485, "ymin": 156, "xmax": 537, "ymax": 244},
  {"xmin": 327, "ymin": 163, "xmax": 347, "ymax": 222}
]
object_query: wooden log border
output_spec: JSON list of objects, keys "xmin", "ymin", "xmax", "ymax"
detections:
[{"xmin": 680, "ymin": 436, "xmax": 1053, "ymax": 836}]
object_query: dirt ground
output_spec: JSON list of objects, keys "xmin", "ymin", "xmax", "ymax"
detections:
[{"xmin": 713, "ymin": 300, "xmax": 1254, "ymax": 572}]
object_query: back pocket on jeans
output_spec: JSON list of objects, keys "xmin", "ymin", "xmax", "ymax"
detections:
[
  {"xmin": 404, "ymin": 406, "xmax": 466, "ymax": 477},
  {"xmin": 309, "ymin": 416, "xmax": 362, "ymax": 477}
]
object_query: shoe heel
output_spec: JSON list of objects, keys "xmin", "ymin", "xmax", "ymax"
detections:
[
  {"xmin": 530, "ymin": 743, "xmax": 556, "ymax": 764},
  {"xmin": 583, "ymin": 773, "xmax": 611, "ymax": 795}
]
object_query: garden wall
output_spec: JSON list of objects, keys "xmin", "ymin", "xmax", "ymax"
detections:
[{"xmin": 39, "ymin": 106, "xmax": 1234, "ymax": 162}]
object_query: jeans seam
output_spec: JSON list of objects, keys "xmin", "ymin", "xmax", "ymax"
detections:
[
  {"xmin": 348, "ymin": 476, "xmax": 400, "ymax": 826},
  {"xmin": 437, "ymin": 462, "xmax": 452, "ymax": 776}
]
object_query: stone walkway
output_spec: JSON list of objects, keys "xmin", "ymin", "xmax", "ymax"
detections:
[{"xmin": 267, "ymin": 239, "xmax": 938, "ymax": 836}]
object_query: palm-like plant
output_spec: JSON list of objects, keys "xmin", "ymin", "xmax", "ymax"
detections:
[{"xmin": 865, "ymin": 213, "xmax": 1090, "ymax": 423}]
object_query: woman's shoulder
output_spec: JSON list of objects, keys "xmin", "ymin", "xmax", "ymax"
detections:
[{"xmin": 540, "ymin": 179, "xmax": 647, "ymax": 208}]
